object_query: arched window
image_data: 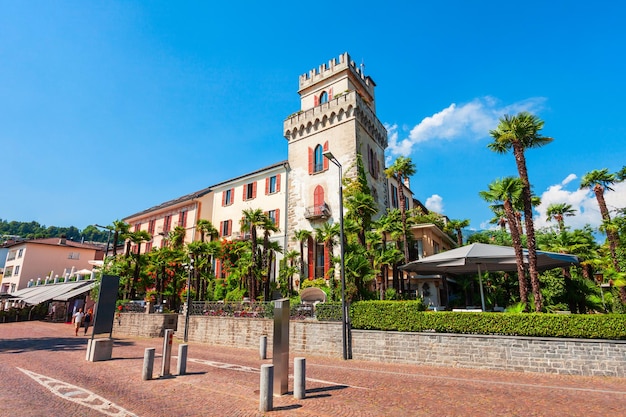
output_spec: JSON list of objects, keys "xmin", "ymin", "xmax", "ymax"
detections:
[
  {"xmin": 313, "ymin": 185, "xmax": 325, "ymax": 215},
  {"xmin": 319, "ymin": 91, "xmax": 328, "ymax": 104},
  {"xmin": 314, "ymin": 144, "xmax": 324, "ymax": 172}
]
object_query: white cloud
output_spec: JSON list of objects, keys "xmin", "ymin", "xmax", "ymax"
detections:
[
  {"xmin": 425, "ymin": 194, "xmax": 444, "ymax": 214},
  {"xmin": 387, "ymin": 96, "xmax": 547, "ymax": 156},
  {"xmin": 534, "ymin": 177, "xmax": 626, "ymax": 230}
]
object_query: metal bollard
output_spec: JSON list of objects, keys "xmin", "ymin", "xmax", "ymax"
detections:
[
  {"xmin": 161, "ymin": 329, "xmax": 173, "ymax": 377},
  {"xmin": 142, "ymin": 348, "xmax": 155, "ymax": 381},
  {"xmin": 259, "ymin": 364, "xmax": 274, "ymax": 412},
  {"xmin": 177, "ymin": 344, "xmax": 188, "ymax": 375},
  {"xmin": 259, "ymin": 335, "xmax": 267, "ymax": 360},
  {"xmin": 294, "ymin": 357, "xmax": 306, "ymax": 399}
]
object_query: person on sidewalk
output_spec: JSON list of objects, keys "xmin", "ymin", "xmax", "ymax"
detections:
[
  {"xmin": 72, "ymin": 308, "xmax": 84, "ymax": 336},
  {"xmin": 83, "ymin": 308, "xmax": 92, "ymax": 335}
]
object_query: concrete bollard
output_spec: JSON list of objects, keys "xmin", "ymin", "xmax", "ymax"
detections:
[
  {"xmin": 161, "ymin": 329, "xmax": 174, "ymax": 377},
  {"xmin": 259, "ymin": 364, "xmax": 274, "ymax": 412},
  {"xmin": 259, "ymin": 335, "xmax": 267, "ymax": 360},
  {"xmin": 142, "ymin": 348, "xmax": 155, "ymax": 381},
  {"xmin": 177, "ymin": 344, "xmax": 188, "ymax": 375},
  {"xmin": 294, "ymin": 357, "xmax": 306, "ymax": 399}
]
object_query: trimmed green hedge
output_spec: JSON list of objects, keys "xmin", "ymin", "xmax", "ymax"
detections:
[{"xmin": 350, "ymin": 301, "xmax": 626, "ymax": 340}]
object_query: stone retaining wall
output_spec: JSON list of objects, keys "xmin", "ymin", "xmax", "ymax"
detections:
[{"xmin": 112, "ymin": 313, "xmax": 626, "ymax": 377}]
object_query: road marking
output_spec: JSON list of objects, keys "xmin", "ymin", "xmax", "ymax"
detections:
[
  {"xmin": 16, "ymin": 367, "xmax": 138, "ymax": 417},
  {"xmin": 185, "ymin": 357, "xmax": 370, "ymax": 390}
]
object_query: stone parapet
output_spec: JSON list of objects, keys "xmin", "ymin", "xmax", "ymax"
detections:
[{"xmin": 112, "ymin": 313, "xmax": 626, "ymax": 377}]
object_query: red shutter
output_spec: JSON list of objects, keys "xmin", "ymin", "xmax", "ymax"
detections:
[
  {"xmin": 307, "ymin": 238, "xmax": 314, "ymax": 279},
  {"xmin": 376, "ymin": 154, "xmax": 380, "ymax": 179},
  {"xmin": 222, "ymin": 191, "xmax": 226, "ymax": 206},
  {"xmin": 276, "ymin": 174, "xmax": 281, "ymax": 192},
  {"xmin": 252, "ymin": 182, "xmax": 257, "ymax": 198},
  {"xmin": 216, "ymin": 260, "xmax": 221, "ymax": 279},
  {"xmin": 228, "ymin": 220, "xmax": 232, "ymax": 236},
  {"xmin": 275, "ymin": 209, "xmax": 280, "ymax": 227},
  {"xmin": 308, "ymin": 147, "xmax": 314, "ymax": 174},
  {"xmin": 231, "ymin": 188, "xmax": 235, "ymax": 204},
  {"xmin": 219, "ymin": 221, "xmax": 223, "ymax": 237},
  {"xmin": 323, "ymin": 141, "xmax": 329, "ymax": 170},
  {"xmin": 265, "ymin": 177, "xmax": 270, "ymax": 195},
  {"xmin": 324, "ymin": 245, "xmax": 330, "ymax": 279},
  {"xmin": 329, "ymin": 87, "xmax": 333, "ymax": 101},
  {"xmin": 243, "ymin": 184, "xmax": 247, "ymax": 201},
  {"xmin": 314, "ymin": 95, "xmax": 319, "ymax": 106}
]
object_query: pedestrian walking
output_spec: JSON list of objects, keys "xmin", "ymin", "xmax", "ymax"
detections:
[
  {"xmin": 72, "ymin": 308, "xmax": 84, "ymax": 336},
  {"xmin": 83, "ymin": 308, "xmax": 92, "ymax": 335}
]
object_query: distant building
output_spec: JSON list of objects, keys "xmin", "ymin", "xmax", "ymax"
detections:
[{"xmin": 0, "ymin": 237, "xmax": 103, "ymax": 293}]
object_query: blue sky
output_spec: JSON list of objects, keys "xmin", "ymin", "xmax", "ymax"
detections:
[{"xmin": 2, "ymin": 1, "xmax": 625, "ymax": 234}]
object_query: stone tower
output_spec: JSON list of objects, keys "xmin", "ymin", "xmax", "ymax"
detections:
[{"xmin": 283, "ymin": 52, "xmax": 388, "ymax": 281}]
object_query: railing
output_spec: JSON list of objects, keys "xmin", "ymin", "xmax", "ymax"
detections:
[
  {"xmin": 304, "ymin": 203, "xmax": 331, "ymax": 220},
  {"xmin": 188, "ymin": 301, "xmax": 328, "ymax": 320}
]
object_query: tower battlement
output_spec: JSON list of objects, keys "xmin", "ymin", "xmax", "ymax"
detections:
[{"xmin": 298, "ymin": 52, "xmax": 375, "ymax": 98}]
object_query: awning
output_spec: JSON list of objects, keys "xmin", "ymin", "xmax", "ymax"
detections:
[
  {"xmin": 53, "ymin": 281, "xmax": 97, "ymax": 301},
  {"xmin": 12, "ymin": 281, "xmax": 96, "ymax": 305}
]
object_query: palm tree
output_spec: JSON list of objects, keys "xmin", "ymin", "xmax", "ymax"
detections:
[
  {"xmin": 445, "ymin": 219, "xmax": 470, "ymax": 246},
  {"xmin": 372, "ymin": 210, "xmax": 403, "ymax": 293},
  {"xmin": 168, "ymin": 226, "xmax": 187, "ymax": 249},
  {"xmin": 488, "ymin": 112, "xmax": 553, "ymax": 312},
  {"xmin": 293, "ymin": 229, "xmax": 313, "ymax": 282},
  {"xmin": 546, "ymin": 203, "xmax": 576, "ymax": 233},
  {"xmin": 480, "ymin": 177, "xmax": 529, "ymax": 308},
  {"xmin": 282, "ymin": 249, "xmax": 300, "ymax": 294},
  {"xmin": 260, "ymin": 215, "xmax": 280, "ymax": 300},
  {"xmin": 385, "ymin": 156, "xmax": 417, "ymax": 264},
  {"xmin": 127, "ymin": 230, "xmax": 152, "ymax": 299},
  {"xmin": 315, "ymin": 221, "xmax": 340, "ymax": 286},
  {"xmin": 580, "ymin": 169, "xmax": 620, "ymax": 271},
  {"xmin": 196, "ymin": 219, "xmax": 218, "ymax": 243},
  {"xmin": 241, "ymin": 208, "xmax": 266, "ymax": 299},
  {"xmin": 111, "ymin": 220, "xmax": 130, "ymax": 256}
]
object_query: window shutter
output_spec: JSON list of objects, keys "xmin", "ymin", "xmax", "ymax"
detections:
[
  {"xmin": 231, "ymin": 188, "xmax": 235, "ymax": 204},
  {"xmin": 222, "ymin": 191, "xmax": 226, "ymax": 206},
  {"xmin": 216, "ymin": 260, "xmax": 221, "ymax": 278},
  {"xmin": 243, "ymin": 184, "xmax": 248, "ymax": 201},
  {"xmin": 324, "ymin": 245, "xmax": 330, "ymax": 279},
  {"xmin": 252, "ymin": 182, "xmax": 257, "ymax": 198},
  {"xmin": 275, "ymin": 209, "xmax": 280, "ymax": 227},
  {"xmin": 308, "ymin": 147, "xmax": 314, "ymax": 174},
  {"xmin": 219, "ymin": 221, "xmax": 224, "ymax": 237},
  {"xmin": 314, "ymin": 95, "xmax": 319, "ymax": 107},
  {"xmin": 329, "ymin": 87, "xmax": 333, "ymax": 101},
  {"xmin": 376, "ymin": 155, "xmax": 380, "ymax": 179},
  {"xmin": 265, "ymin": 177, "xmax": 270, "ymax": 195},
  {"xmin": 323, "ymin": 141, "xmax": 329, "ymax": 170},
  {"xmin": 276, "ymin": 174, "xmax": 281, "ymax": 192},
  {"xmin": 307, "ymin": 240, "xmax": 314, "ymax": 279},
  {"xmin": 228, "ymin": 220, "xmax": 232, "ymax": 236}
]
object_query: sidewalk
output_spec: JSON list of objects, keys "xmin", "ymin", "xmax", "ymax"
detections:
[{"xmin": 1, "ymin": 321, "xmax": 625, "ymax": 416}]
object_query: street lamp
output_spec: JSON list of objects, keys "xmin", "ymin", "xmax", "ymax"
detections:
[
  {"xmin": 94, "ymin": 224, "xmax": 113, "ymax": 259},
  {"xmin": 183, "ymin": 254, "xmax": 194, "ymax": 343},
  {"xmin": 323, "ymin": 151, "xmax": 351, "ymax": 360}
]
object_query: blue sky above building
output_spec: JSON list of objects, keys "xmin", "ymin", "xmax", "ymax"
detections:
[{"xmin": 1, "ymin": 1, "xmax": 624, "ymax": 233}]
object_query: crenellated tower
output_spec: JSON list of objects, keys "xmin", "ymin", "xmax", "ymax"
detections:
[{"xmin": 284, "ymin": 52, "xmax": 388, "ymax": 281}]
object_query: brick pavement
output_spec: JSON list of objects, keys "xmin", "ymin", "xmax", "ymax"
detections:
[{"xmin": 1, "ymin": 321, "xmax": 625, "ymax": 416}]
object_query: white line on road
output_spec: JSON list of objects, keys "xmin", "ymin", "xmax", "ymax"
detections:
[{"xmin": 16, "ymin": 367, "xmax": 138, "ymax": 417}]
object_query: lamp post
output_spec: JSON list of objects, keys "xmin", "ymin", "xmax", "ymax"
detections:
[
  {"xmin": 184, "ymin": 254, "xmax": 194, "ymax": 343},
  {"xmin": 323, "ymin": 151, "xmax": 350, "ymax": 360},
  {"xmin": 94, "ymin": 224, "xmax": 113, "ymax": 259}
]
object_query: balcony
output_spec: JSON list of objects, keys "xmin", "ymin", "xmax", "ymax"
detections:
[{"xmin": 304, "ymin": 203, "xmax": 331, "ymax": 220}]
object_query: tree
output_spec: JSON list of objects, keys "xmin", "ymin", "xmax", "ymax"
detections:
[
  {"xmin": 488, "ymin": 112, "xmax": 553, "ymax": 311},
  {"xmin": 580, "ymin": 168, "xmax": 621, "ymax": 271},
  {"xmin": 127, "ymin": 230, "xmax": 152, "ymax": 299},
  {"xmin": 196, "ymin": 219, "xmax": 218, "ymax": 243},
  {"xmin": 546, "ymin": 203, "xmax": 576, "ymax": 233},
  {"xmin": 241, "ymin": 208, "xmax": 266, "ymax": 299},
  {"xmin": 293, "ymin": 229, "xmax": 313, "ymax": 282},
  {"xmin": 260, "ymin": 215, "xmax": 280, "ymax": 300},
  {"xmin": 385, "ymin": 156, "xmax": 417, "ymax": 295},
  {"xmin": 111, "ymin": 220, "xmax": 130, "ymax": 256},
  {"xmin": 480, "ymin": 177, "xmax": 529, "ymax": 308},
  {"xmin": 445, "ymin": 219, "xmax": 470, "ymax": 246}
]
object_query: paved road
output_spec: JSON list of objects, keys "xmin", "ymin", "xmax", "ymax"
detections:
[{"xmin": 1, "ymin": 321, "xmax": 625, "ymax": 416}]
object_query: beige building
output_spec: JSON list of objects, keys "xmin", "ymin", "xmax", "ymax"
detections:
[{"xmin": 1, "ymin": 237, "xmax": 103, "ymax": 293}]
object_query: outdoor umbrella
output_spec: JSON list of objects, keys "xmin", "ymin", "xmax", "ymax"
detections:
[{"xmin": 400, "ymin": 243, "xmax": 579, "ymax": 311}]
